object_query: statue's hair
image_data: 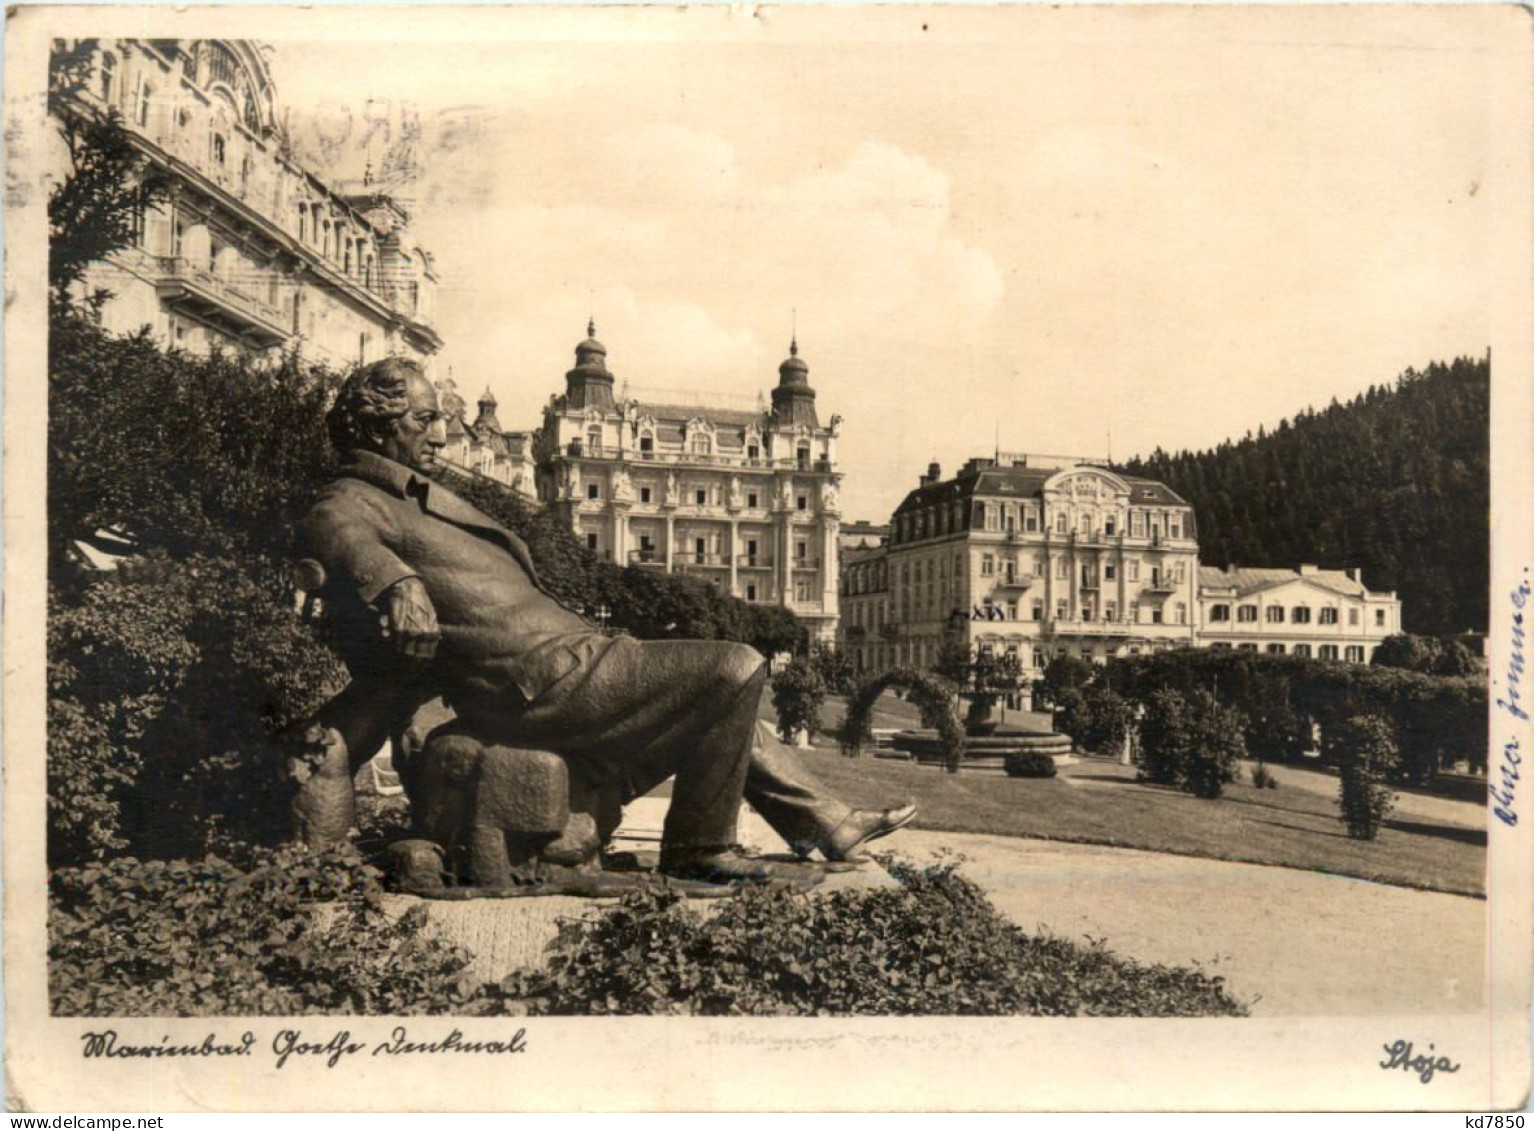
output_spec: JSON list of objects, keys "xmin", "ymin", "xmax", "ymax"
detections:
[{"xmin": 326, "ymin": 357, "xmax": 425, "ymax": 453}]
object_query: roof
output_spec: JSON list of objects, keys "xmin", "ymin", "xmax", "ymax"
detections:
[
  {"xmin": 892, "ymin": 464, "xmax": 1189, "ymax": 516},
  {"xmin": 1198, "ymin": 565, "xmax": 1374, "ymax": 599},
  {"xmin": 634, "ymin": 401, "xmax": 765, "ymax": 429}
]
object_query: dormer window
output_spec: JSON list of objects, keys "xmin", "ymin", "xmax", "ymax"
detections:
[{"xmin": 691, "ymin": 434, "xmax": 712, "ymax": 455}]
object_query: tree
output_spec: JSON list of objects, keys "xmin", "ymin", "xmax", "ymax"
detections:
[
  {"xmin": 1328, "ymin": 714, "xmax": 1398, "ymax": 839},
  {"xmin": 49, "ymin": 39, "xmax": 171, "ymax": 308},
  {"xmin": 771, "ymin": 657, "xmax": 826, "ymax": 746},
  {"xmin": 1135, "ymin": 688, "xmax": 1245, "ymax": 799},
  {"xmin": 1037, "ymin": 654, "xmax": 1093, "ymax": 709},
  {"xmin": 1056, "ymin": 687, "xmax": 1133, "ymax": 757},
  {"xmin": 808, "ymin": 642, "xmax": 856, "ymax": 697}
]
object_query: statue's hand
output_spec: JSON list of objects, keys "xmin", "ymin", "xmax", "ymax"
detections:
[{"xmin": 380, "ymin": 576, "xmax": 440, "ymax": 660}]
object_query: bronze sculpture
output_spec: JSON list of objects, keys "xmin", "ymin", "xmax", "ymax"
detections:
[{"xmin": 291, "ymin": 358, "xmax": 915, "ymax": 888}]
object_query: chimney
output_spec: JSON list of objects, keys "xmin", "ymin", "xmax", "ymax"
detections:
[
  {"xmin": 1348, "ymin": 567, "xmax": 1362, "ymax": 585},
  {"xmin": 1299, "ymin": 563, "xmax": 1319, "ymax": 576}
]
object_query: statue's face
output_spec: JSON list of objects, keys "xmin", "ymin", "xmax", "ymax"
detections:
[{"xmin": 380, "ymin": 372, "xmax": 447, "ymax": 470}]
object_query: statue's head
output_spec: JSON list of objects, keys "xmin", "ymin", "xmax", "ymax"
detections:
[{"xmin": 327, "ymin": 358, "xmax": 447, "ymax": 470}]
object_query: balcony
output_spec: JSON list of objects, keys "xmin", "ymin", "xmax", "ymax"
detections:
[
  {"xmin": 1142, "ymin": 580, "xmax": 1178, "ymax": 595},
  {"xmin": 992, "ymin": 572, "xmax": 1035, "ymax": 590},
  {"xmin": 1047, "ymin": 618, "xmax": 1135, "ymax": 636},
  {"xmin": 627, "ymin": 550, "xmax": 665, "ymax": 567},
  {"xmin": 677, "ymin": 553, "xmax": 729, "ymax": 569},
  {"xmin": 1078, "ymin": 578, "xmax": 1101, "ymax": 591},
  {"xmin": 154, "ymin": 257, "xmax": 289, "ymax": 347},
  {"xmin": 736, "ymin": 555, "xmax": 774, "ymax": 569},
  {"xmin": 791, "ymin": 558, "xmax": 822, "ymax": 571}
]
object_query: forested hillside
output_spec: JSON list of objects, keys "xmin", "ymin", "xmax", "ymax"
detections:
[{"xmin": 1119, "ymin": 356, "xmax": 1488, "ymax": 635}]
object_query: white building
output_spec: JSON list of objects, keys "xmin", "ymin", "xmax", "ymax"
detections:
[
  {"xmin": 537, "ymin": 324, "xmax": 843, "ymax": 641},
  {"xmin": 435, "ymin": 379, "xmax": 537, "ymax": 499},
  {"xmin": 55, "ymin": 38, "xmax": 442, "ymax": 370},
  {"xmin": 1196, "ymin": 565, "xmax": 1401, "ymax": 661}
]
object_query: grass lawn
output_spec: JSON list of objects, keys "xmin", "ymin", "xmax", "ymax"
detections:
[{"xmin": 788, "ymin": 747, "xmax": 1486, "ymax": 898}]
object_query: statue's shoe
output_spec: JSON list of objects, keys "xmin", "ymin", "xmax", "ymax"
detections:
[
  {"xmin": 659, "ymin": 848, "xmax": 826, "ymax": 887},
  {"xmin": 820, "ymin": 802, "xmax": 919, "ymax": 862}
]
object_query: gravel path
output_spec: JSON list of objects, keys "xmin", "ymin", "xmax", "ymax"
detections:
[{"xmin": 887, "ymin": 827, "xmax": 1484, "ymax": 1017}]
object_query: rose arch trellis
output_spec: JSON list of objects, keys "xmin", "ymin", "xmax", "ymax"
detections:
[{"xmin": 839, "ymin": 667, "xmax": 967, "ymax": 774}]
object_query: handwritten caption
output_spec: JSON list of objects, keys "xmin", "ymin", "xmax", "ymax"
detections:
[
  {"xmin": 1491, "ymin": 571, "xmax": 1529, "ymax": 827},
  {"xmin": 1379, "ymin": 1038, "xmax": 1461, "ymax": 1084},
  {"xmin": 81, "ymin": 1027, "xmax": 528, "ymax": 1068}
]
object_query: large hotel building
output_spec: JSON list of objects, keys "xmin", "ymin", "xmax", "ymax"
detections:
[
  {"xmin": 537, "ymin": 326, "xmax": 843, "ymax": 641},
  {"xmin": 54, "ymin": 38, "xmax": 441, "ymax": 371},
  {"xmin": 840, "ymin": 456, "xmax": 1401, "ymax": 672}
]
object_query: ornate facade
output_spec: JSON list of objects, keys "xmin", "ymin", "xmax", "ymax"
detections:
[
  {"xmin": 435, "ymin": 379, "xmax": 537, "ymax": 499},
  {"xmin": 844, "ymin": 458, "xmax": 1199, "ymax": 673},
  {"xmin": 537, "ymin": 324, "xmax": 842, "ymax": 641},
  {"xmin": 840, "ymin": 457, "xmax": 1402, "ymax": 671},
  {"xmin": 56, "ymin": 38, "xmax": 441, "ymax": 370}
]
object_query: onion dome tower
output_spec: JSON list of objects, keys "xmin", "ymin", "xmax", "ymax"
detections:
[
  {"xmin": 769, "ymin": 336, "xmax": 819, "ymax": 428},
  {"xmin": 564, "ymin": 318, "xmax": 616, "ymax": 411},
  {"xmin": 472, "ymin": 387, "xmax": 502, "ymax": 435}
]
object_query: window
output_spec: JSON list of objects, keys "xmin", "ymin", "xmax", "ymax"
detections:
[
  {"xmin": 1105, "ymin": 601, "xmax": 1117, "ymax": 622},
  {"xmin": 795, "ymin": 542, "xmax": 808, "ymax": 562},
  {"xmin": 981, "ymin": 554, "xmax": 995, "ymax": 577},
  {"xmin": 1025, "ymin": 509, "xmax": 1038, "ymax": 533},
  {"xmin": 1055, "ymin": 559, "xmax": 1068, "ymax": 580},
  {"xmin": 746, "ymin": 583, "xmax": 758, "ymax": 602},
  {"xmin": 1175, "ymin": 602, "xmax": 1188, "ymax": 625},
  {"xmin": 1346, "ymin": 645, "xmax": 1365, "ymax": 663},
  {"xmin": 1031, "ymin": 599, "xmax": 1044, "ymax": 622},
  {"xmin": 1169, "ymin": 517, "xmax": 1181, "ymax": 539},
  {"xmin": 1319, "ymin": 644, "xmax": 1339, "ymax": 660},
  {"xmin": 1105, "ymin": 563, "xmax": 1116, "ymax": 581},
  {"xmin": 1266, "ymin": 606, "xmax": 1285, "ymax": 623},
  {"xmin": 99, "ymin": 52, "xmax": 117, "ymax": 103},
  {"xmin": 1151, "ymin": 608, "xmax": 1163, "ymax": 625},
  {"xmin": 1375, "ymin": 609, "xmax": 1386, "ymax": 627},
  {"xmin": 1267, "ymin": 644, "xmax": 1286, "ymax": 655},
  {"xmin": 691, "ymin": 434, "xmax": 711, "ymax": 455},
  {"xmin": 136, "ymin": 82, "xmax": 152, "ymax": 127},
  {"xmin": 1292, "ymin": 606, "xmax": 1311, "ymax": 624},
  {"xmin": 747, "ymin": 491, "xmax": 758, "ymax": 509},
  {"xmin": 1238, "ymin": 643, "xmax": 1259, "ymax": 653},
  {"xmin": 747, "ymin": 444, "xmax": 759, "ymax": 461},
  {"xmin": 1006, "ymin": 601, "xmax": 1018, "ymax": 620},
  {"xmin": 1293, "ymin": 644, "xmax": 1312, "ymax": 658},
  {"xmin": 1320, "ymin": 607, "xmax": 1338, "ymax": 625},
  {"xmin": 1209, "ymin": 604, "xmax": 1231, "ymax": 622},
  {"xmin": 796, "ymin": 494, "xmax": 808, "ymax": 511},
  {"xmin": 587, "ymin": 483, "xmax": 600, "ymax": 500},
  {"xmin": 1055, "ymin": 512, "xmax": 1067, "ymax": 534},
  {"xmin": 587, "ymin": 428, "xmax": 603, "ymax": 456},
  {"xmin": 1127, "ymin": 561, "xmax": 1140, "ymax": 582},
  {"xmin": 795, "ymin": 578, "xmax": 815, "ymax": 602},
  {"xmin": 640, "ymin": 487, "xmax": 652, "ymax": 504},
  {"xmin": 1055, "ymin": 599, "xmax": 1069, "ymax": 620},
  {"xmin": 1349, "ymin": 609, "xmax": 1360, "ymax": 626},
  {"xmin": 796, "ymin": 444, "xmax": 811, "ymax": 471},
  {"xmin": 211, "ymin": 133, "xmax": 227, "ymax": 166},
  {"xmin": 1033, "ymin": 650, "xmax": 1045, "ymax": 669},
  {"xmin": 1238, "ymin": 604, "xmax": 1258, "ymax": 623},
  {"xmin": 639, "ymin": 435, "xmax": 654, "ymax": 458},
  {"xmin": 586, "ymin": 533, "xmax": 599, "ymax": 551},
  {"xmin": 1132, "ymin": 511, "xmax": 1145, "ymax": 537},
  {"xmin": 695, "ymin": 489, "xmax": 707, "ymax": 506}
]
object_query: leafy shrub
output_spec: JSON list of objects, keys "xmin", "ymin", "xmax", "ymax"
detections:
[
  {"xmin": 49, "ymin": 846, "xmax": 495, "ymax": 1015},
  {"xmin": 1372, "ymin": 632, "xmax": 1480, "ymax": 677},
  {"xmin": 841, "ymin": 668, "xmax": 964, "ymax": 771},
  {"xmin": 510, "ymin": 858, "xmax": 1245, "ymax": 1017},
  {"xmin": 1328, "ymin": 714, "xmax": 1398, "ymax": 840},
  {"xmin": 1136, "ymin": 688, "xmax": 1246, "ymax": 799},
  {"xmin": 49, "ymin": 552, "xmax": 347, "ymax": 865},
  {"xmin": 1034, "ymin": 654, "xmax": 1094, "ymax": 709},
  {"xmin": 808, "ymin": 641, "xmax": 857, "ymax": 697},
  {"xmin": 1251, "ymin": 762, "xmax": 1278, "ymax": 790},
  {"xmin": 1107, "ymin": 649, "xmax": 1485, "ymax": 780},
  {"xmin": 1004, "ymin": 751, "xmax": 1058, "ymax": 779},
  {"xmin": 771, "ymin": 657, "xmax": 827, "ymax": 744},
  {"xmin": 1057, "ymin": 686, "xmax": 1133, "ymax": 756}
]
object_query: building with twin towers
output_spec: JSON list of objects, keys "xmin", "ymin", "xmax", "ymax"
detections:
[{"xmin": 536, "ymin": 324, "xmax": 843, "ymax": 642}]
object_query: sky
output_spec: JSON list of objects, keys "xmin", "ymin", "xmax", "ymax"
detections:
[{"xmin": 264, "ymin": 7, "xmax": 1512, "ymax": 523}]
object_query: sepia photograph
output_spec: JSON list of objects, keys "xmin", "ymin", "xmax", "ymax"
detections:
[{"xmin": 4, "ymin": 3, "xmax": 1531, "ymax": 1113}]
